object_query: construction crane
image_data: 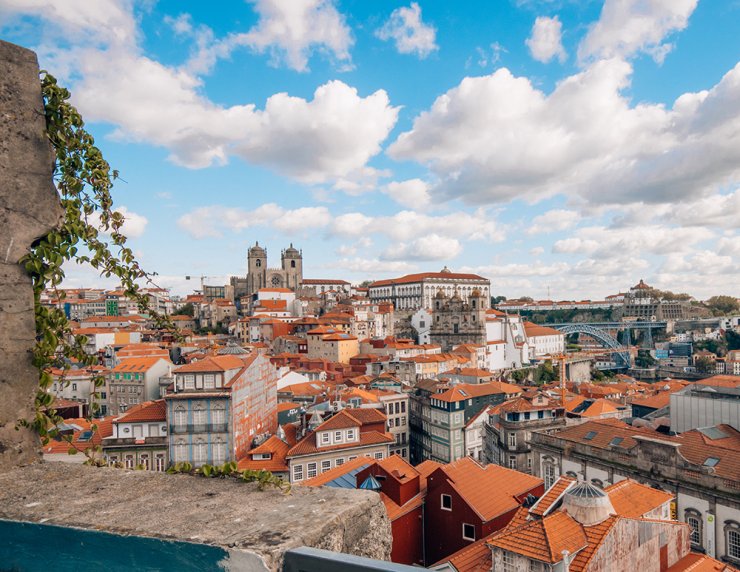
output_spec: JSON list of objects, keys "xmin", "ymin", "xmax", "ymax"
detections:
[{"xmin": 184, "ymin": 275, "xmax": 222, "ymax": 295}]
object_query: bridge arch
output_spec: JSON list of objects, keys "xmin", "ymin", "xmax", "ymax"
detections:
[{"xmin": 553, "ymin": 324, "xmax": 630, "ymax": 368}]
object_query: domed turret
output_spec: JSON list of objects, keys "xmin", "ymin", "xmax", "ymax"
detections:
[
  {"xmin": 561, "ymin": 482, "xmax": 615, "ymax": 526},
  {"xmin": 250, "ymin": 241, "xmax": 266, "ymax": 255},
  {"xmin": 435, "ymin": 289, "xmax": 447, "ymax": 299},
  {"xmin": 284, "ymin": 243, "xmax": 300, "ymax": 257},
  {"xmin": 440, "ymin": 266, "xmax": 452, "ymax": 274}
]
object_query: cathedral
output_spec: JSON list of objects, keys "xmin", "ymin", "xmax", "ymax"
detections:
[
  {"xmin": 245, "ymin": 242, "xmax": 303, "ymax": 297},
  {"xmin": 429, "ymin": 287, "xmax": 487, "ymax": 351}
]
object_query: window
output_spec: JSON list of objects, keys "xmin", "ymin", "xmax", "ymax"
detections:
[
  {"xmin": 204, "ymin": 374, "xmax": 215, "ymax": 389},
  {"xmin": 72, "ymin": 383, "xmax": 77, "ymax": 391},
  {"xmin": 685, "ymin": 509, "xmax": 702, "ymax": 547},
  {"xmin": 346, "ymin": 429, "xmax": 356, "ymax": 441},
  {"xmin": 124, "ymin": 454, "xmax": 134, "ymax": 469},
  {"xmin": 320, "ymin": 460, "xmax": 332, "ymax": 473},
  {"xmin": 462, "ymin": 523, "xmax": 476, "ymax": 541},
  {"xmin": 441, "ymin": 494, "xmax": 452, "ymax": 511},
  {"xmin": 508, "ymin": 432, "xmax": 516, "ymax": 448},
  {"xmin": 320, "ymin": 432, "xmax": 330, "ymax": 445},
  {"xmin": 140, "ymin": 454, "xmax": 150, "ymax": 471},
  {"xmin": 725, "ymin": 521, "xmax": 740, "ymax": 561},
  {"xmin": 155, "ymin": 455, "xmax": 166, "ymax": 472},
  {"xmin": 174, "ymin": 406, "xmax": 187, "ymax": 427},
  {"xmin": 502, "ymin": 551, "xmax": 515, "ymax": 572},
  {"xmin": 307, "ymin": 462, "xmax": 317, "ymax": 479},
  {"xmin": 401, "ymin": 401, "xmax": 406, "ymax": 413},
  {"xmin": 174, "ymin": 440, "xmax": 188, "ymax": 463},
  {"xmin": 193, "ymin": 405, "xmax": 207, "ymax": 426},
  {"xmin": 508, "ymin": 456, "xmax": 517, "ymax": 469},
  {"xmin": 212, "ymin": 405, "xmax": 226, "ymax": 426},
  {"xmin": 336, "ymin": 458, "xmax": 345, "ymax": 466},
  {"xmin": 591, "ymin": 478, "xmax": 604, "ymax": 488},
  {"xmin": 193, "ymin": 439, "xmax": 207, "ymax": 464},
  {"xmin": 184, "ymin": 375, "xmax": 195, "ymax": 390},
  {"xmin": 213, "ymin": 440, "xmax": 227, "ymax": 464},
  {"xmin": 293, "ymin": 464, "xmax": 304, "ymax": 481},
  {"xmin": 374, "ymin": 452, "xmax": 384, "ymax": 460},
  {"xmin": 334, "ymin": 431, "xmax": 343, "ymax": 443},
  {"xmin": 544, "ymin": 462, "xmax": 556, "ymax": 490}
]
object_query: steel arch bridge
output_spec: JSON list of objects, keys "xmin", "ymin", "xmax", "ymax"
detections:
[{"xmin": 552, "ymin": 323, "xmax": 631, "ymax": 369}]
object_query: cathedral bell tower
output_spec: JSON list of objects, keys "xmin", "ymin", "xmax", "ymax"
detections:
[
  {"xmin": 247, "ymin": 241, "xmax": 267, "ymax": 297},
  {"xmin": 281, "ymin": 243, "xmax": 303, "ymax": 291}
]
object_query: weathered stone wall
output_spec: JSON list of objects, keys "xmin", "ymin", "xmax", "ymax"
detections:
[
  {"xmin": 0, "ymin": 40, "xmax": 62, "ymax": 471},
  {"xmin": 0, "ymin": 463, "xmax": 393, "ymax": 571}
]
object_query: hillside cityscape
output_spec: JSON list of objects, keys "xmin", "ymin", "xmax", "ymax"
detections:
[{"xmin": 1, "ymin": 0, "xmax": 740, "ymax": 571}]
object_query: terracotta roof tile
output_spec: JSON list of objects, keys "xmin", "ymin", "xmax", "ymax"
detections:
[
  {"xmin": 604, "ymin": 479, "xmax": 672, "ymax": 518},
  {"xmin": 370, "ymin": 271, "xmax": 487, "ymax": 288},
  {"xmin": 530, "ymin": 476, "xmax": 576, "ymax": 517},
  {"xmin": 286, "ymin": 430, "xmax": 393, "ymax": 458},
  {"xmin": 439, "ymin": 457, "xmax": 543, "ymax": 521},
  {"xmin": 300, "ymin": 457, "xmax": 372, "ymax": 487},
  {"xmin": 666, "ymin": 552, "xmax": 737, "ymax": 572},
  {"xmin": 114, "ymin": 400, "xmax": 166, "ymax": 423}
]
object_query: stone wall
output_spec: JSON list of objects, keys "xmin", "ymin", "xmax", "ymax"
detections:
[
  {"xmin": 0, "ymin": 40, "xmax": 62, "ymax": 471},
  {"xmin": 0, "ymin": 463, "xmax": 393, "ymax": 571}
]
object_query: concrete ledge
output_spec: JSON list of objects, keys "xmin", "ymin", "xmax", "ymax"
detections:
[{"xmin": 0, "ymin": 463, "xmax": 392, "ymax": 571}]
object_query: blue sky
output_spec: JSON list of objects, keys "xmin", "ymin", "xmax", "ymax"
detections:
[{"xmin": 1, "ymin": 0, "xmax": 739, "ymax": 300}]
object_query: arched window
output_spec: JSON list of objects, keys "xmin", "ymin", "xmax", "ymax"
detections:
[
  {"xmin": 591, "ymin": 478, "xmax": 604, "ymax": 488},
  {"xmin": 725, "ymin": 520, "xmax": 740, "ymax": 562},
  {"xmin": 291, "ymin": 260, "xmax": 296, "ymax": 268},
  {"xmin": 174, "ymin": 405, "xmax": 187, "ymax": 426},
  {"xmin": 685, "ymin": 509, "xmax": 703, "ymax": 547},
  {"xmin": 255, "ymin": 259, "xmax": 262, "ymax": 267}
]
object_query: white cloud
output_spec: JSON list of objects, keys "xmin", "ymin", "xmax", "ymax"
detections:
[
  {"xmin": 526, "ymin": 209, "xmax": 579, "ymax": 234},
  {"xmin": 330, "ymin": 257, "xmax": 417, "ymax": 275},
  {"xmin": 177, "ymin": 204, "xmax": 331, "ymax": 239},
  {"xmin": 552, "ymin": 225, "xmax": 714, "ymax": 257},
  {"xmin": 90, "ymin": 206, "xmax": 148, "ymax": 239},
  {"xmin": 164, "ymin": 13, "xmax": 193, "ymax": 36},
  {"xmin": 8, "ymin": 2, "xmax": 394, "ymax": 183},
  {"xmin": 241, "ymin": 0, "xmax": 353, "ymax": 71},
  {"xmin": 389, "ymin": 59, "xmax": 740, "ymax": 209},
  {"xmin": 529, "ymin": 246, "xmax": 545, "ymax": 256},
  {"xmin": 0, "ymin": 0, "xmax": 137, "ymax": 47},
  {"xmin": 376, "ymin": 2, "xmax": 438, "ymax": 59},
  {"xmin": 526, "ymin": 16, "xmax": 566, "ymax": 63},
  {"xmin": 382, "ymin": 234, "xmax": 462, "ymax": 261},
  {"xmin": 659, "ymin": 188, "xmax": 740, "ymax": 229},
  {"xmin": 331, "ymin": 209, "xmax": 503, "ymax": 243},
  {"xmin": 382, "ymin": 179, "xmax": 432, "ymax": 209},
  {"xmin": 578, "ymin": 0, "xmax": 698, "ymax": 64},
  {"xmin": 475, "ymin": 43, "xmax": 507, "ymax": 68}
]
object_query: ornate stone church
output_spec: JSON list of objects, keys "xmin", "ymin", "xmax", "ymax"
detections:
[{"xmin": 245, "ymin": 242, "xmax": 303, "ymax": 297}]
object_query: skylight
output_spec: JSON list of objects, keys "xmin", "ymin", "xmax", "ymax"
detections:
[
  {"xmin": 609, "ymin": 437, "xmax": 624, "ymax": 447},
  {"xmin": 584, "ymin": 431, "xmax": 597, "ymax": 441},
  {"xmin": 703, "ymin": 457, "xmax": 720, "ymax": 467}
]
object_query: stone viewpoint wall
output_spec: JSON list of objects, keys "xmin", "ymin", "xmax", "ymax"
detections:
[{"xmin": 0, "ymin": 40, "xmax": 62, "ymax": 471}]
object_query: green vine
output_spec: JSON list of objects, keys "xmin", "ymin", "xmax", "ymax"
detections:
[{"xmin": 20, "ymin": 72, "xmax": 176, "ymax": 444}]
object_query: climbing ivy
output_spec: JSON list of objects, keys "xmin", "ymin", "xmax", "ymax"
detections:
[{"xmin": 20, "ymin": 72, "xmax": 175, "ymax": 444}]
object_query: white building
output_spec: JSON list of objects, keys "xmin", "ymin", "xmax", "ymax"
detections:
[
  {"xmin": 368, "ymin": 268, "xmax": 490, "ymax": 311},
  {"xmin": 410, "ymin": 308, "xmax": 433, "ymax": 344},
  {"xmin": 523, "ymin": 321, "xmax": 566, "ymax": 358}
]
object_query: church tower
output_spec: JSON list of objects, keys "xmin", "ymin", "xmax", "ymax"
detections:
[
  {"xmin": 281, "ymin": 243, "xmax": 303, "ymax": 291},
  {"xmin": 246, "ymin": 241, "xmax": 267, "ymax": 297}
]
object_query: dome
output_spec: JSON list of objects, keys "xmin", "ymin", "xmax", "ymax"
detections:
[
  {"xmin": 435, "ymin": 289, "xmax": 447, "ymax": 299},
  {"xmin": 471, "ymin": 288, "xmax": 482, "ymax": 297},
  {"xmin": 284, "ymin": 242, "xmax": 300, "ymax": 257},
  {"xmin": 440, "ymin": 266, "xmax": 452, "ymax": 274},
  {"xmin": 561, "ymin": 482, "xmax": 615, "ymax": 526},
  {"xmin": 216, "ymin": 342, "xmax": 250, "ymax": 355},
  {"xmin": 250, "ymin": 241, "xmax": 266, "ymax": 254}
]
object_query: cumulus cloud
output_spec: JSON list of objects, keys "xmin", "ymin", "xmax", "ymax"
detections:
[
  {"xmin": 578, "ymin": 0, "xmax": 698, "ymax": 64},
  {"xmin": 5, "ymin": 1, "xmax": 395, "ymax": 183},
  {"xmin": 241, "ymin": 0, "xmax": 353, "ymax": 71},
  {"xmin": 526, "ymin": 209, "xmax": 579, "ymax": 234},
  {"xmin": 331, "ymin": 209, "xmax": 504, "ymax": 243},
  {"xmin": 382, "ymin": 179, "xmax": 432, "ymax": 209},
  {"xmin": 376, "ymin": 2, "xmax": 438, "ymax": 58},
  {"xmin": 89, "ymin": 206, "xmax": 148, "ymax": 239},
  {"xmin": 177, "ymin": 204, "xmax": 331, "ymax": 239},
  {"xmin": 389, "ymin": 59, "xmax": 740, "ymax": 209},
  {"xmin": 526, "ymin": 16, "xmax": 566, "ymax": 63},
  {"xmin": 382, "ymin": 234, "xmax": 462, "ymax": 261}
]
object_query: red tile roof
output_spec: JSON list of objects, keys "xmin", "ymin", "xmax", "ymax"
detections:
[
  {"xmin": 604, "ymin": 480, "xmax": 672, "ymax": 518},
  {"xmin": 286, "ymin": 429, "xmax": 393, "ymax": 458},
  {"xmin": 530, "ymin": 475, "xmax": 576, "ymax": 517},
  {"xmin": 370, "ymin": 271, "xmax": 487, "ymax": 287},
  {"xmin": 111, "ymin": 356, "xmax": 169, "ymax": 372},
  {"xmin": 438, "ymin": 457, "xmax": 543, "ymax": 521},
  {"xmin": 237, "ymin": 435, "xmax": 290, "ymax": 473},
  {"xmin": 300, "ymin": 456, "xmax": 372, "ymax": 486},
  {"xmin": 114, "ymin": 400, "xmax": 166, "ymax": 423},
  {"xmin": 666, "ymin": 552, "xmax": 737, "ymax": 572},
  {"xmin": 434, "ymin": 381, "xmax": 522, "ymax": 403}
]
